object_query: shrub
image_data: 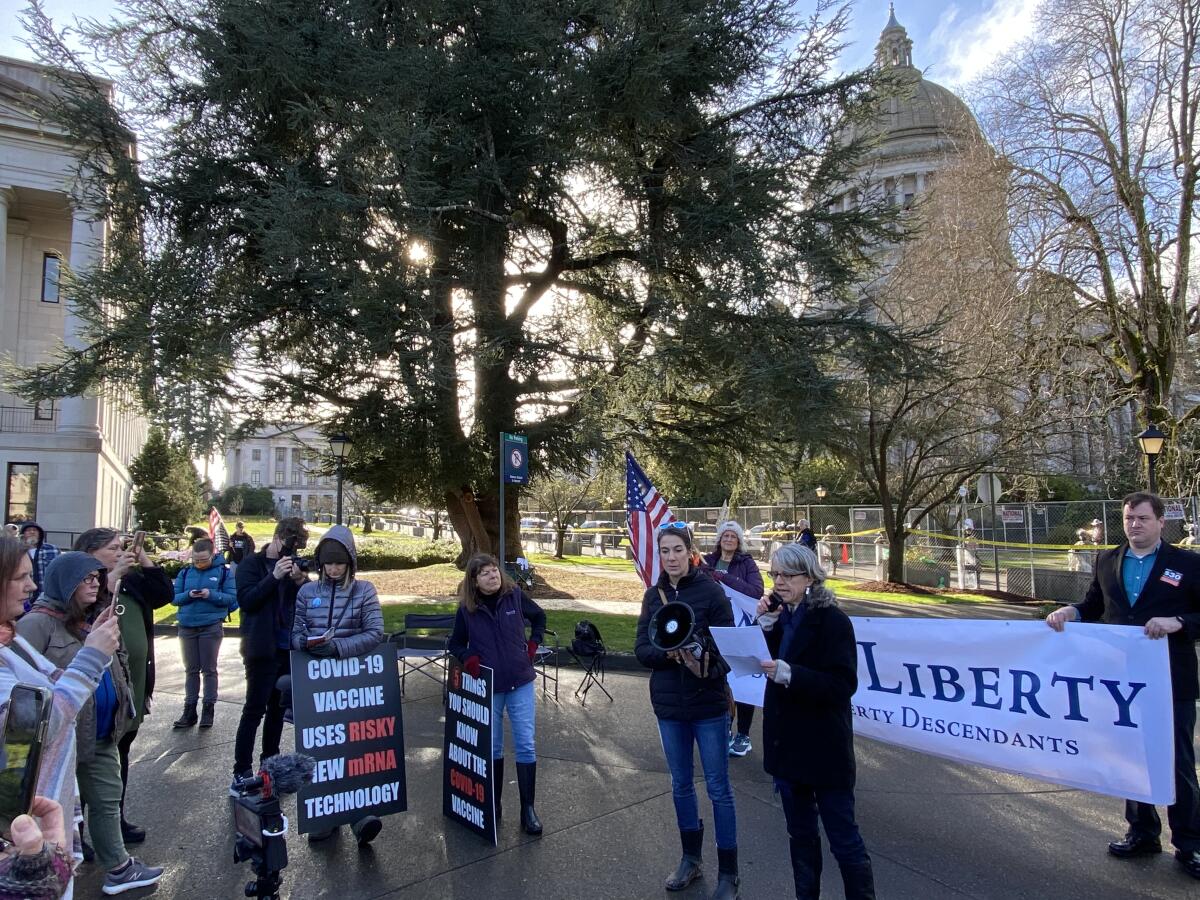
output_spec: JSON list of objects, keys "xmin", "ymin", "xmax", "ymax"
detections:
[{"xmin": 354, "ymin": 537, "xmax": 459, "ymax": 570}]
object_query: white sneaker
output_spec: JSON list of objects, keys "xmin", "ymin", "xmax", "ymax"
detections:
[{"xmin": 102, "ymin": 857, "xmax": 164, "ymax": 895}]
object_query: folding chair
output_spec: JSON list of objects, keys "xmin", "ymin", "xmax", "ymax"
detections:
[
  {"xmin": 570, "ymin": 621, "xmax": 612, "ymax": 705},
  {"xmin": 531, "ymin": 625, "xmax": 560, "ymax": 702},
  {"xmin": 391, "ymin": 613, "xmax": 456, "ymax": 696}
]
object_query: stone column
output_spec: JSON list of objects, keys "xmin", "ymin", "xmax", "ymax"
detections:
[{"xmin": 58, "ymin": 205, "xmax": 104, "ymax": 435}]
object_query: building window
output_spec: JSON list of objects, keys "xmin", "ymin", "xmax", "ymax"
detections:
[
  {"xmin": 41, "ymin": 254, "xmax": 61, "ymax": 303},
  {"xmin": 32, "ymin": 400, "xmax": 54, "ymax": 421},
  {"xmin": 274, "ymin": 470, "xmax": 285, "ymax": 486},
  {"xmin": 275, "ymin": 447, "xmax": 286, "ymax": 464},
  {"xmin": 307, "ymin": 472, "xmax": 316, "ymax": 486},
  {"xmin": 5, "ymin": 463, "xmax": 38, "ymax": 523},
  {"xmin": 250, "ymin": 471, "xmax": 261, "ymax": 485},
  {"xmin": 291, "ymin": 467, "xmax": 302, "ymax": 485},
  {"xmin": 251, "ymin": 449, "xmax": 262, "ymax": 462},
  {"xmin": 306, "ymin": 494, "xmax": 318, "ymax": 509}
]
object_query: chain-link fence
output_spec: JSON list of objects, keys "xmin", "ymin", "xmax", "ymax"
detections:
[{"xmin": 520, "ymin": 497, "xmax": 1200, "ymax": 600}]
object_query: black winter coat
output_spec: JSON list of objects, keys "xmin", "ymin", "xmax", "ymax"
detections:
[
  {"xmin": 1073, "ymin": 542, "xmax": 1200, "ymax": 700},
  {"xmin": 635, "ymin": 567, "xmax": 734, "ymax": 721},
  {"xmin": 761, "ymin": 601, "xmax": 859, "ymax": 790},
  {"xmin": 235, "ymin": 549, "xmax": 301, "ymax": 660}
]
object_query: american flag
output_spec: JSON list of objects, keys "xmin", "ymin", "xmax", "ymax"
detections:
[
  {"xmin": 207, "ymin": 506, "xmax": 230, "ymax": 556},
  {"xmin": 626, "ymin": 451, "xmax": 675, "ymax": 587}
]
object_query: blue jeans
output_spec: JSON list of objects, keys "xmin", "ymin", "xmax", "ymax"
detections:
[
  {"xmin": 658, "ymin": 715, "xmax": 737, "ymax": 849},
  {"xmin": 777, "ymin": 780, "xmax": 869, "ymax": 866},
  {"xmin": 492, "ymin": 680, "xmax": 536, "ymax": 763}
]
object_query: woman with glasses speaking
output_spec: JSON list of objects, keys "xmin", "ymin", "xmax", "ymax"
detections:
[
  {"xmin": 755, "ymin": 543, "xmax": 875, "ymax": 899},
  {"xmin": 635, "ymin": 521, "xmax": 741, "ymax": 900}
]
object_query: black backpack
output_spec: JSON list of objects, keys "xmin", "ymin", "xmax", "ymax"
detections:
[{"xmin": 572, "ymin": 619, "xmax": 605, "ymax": 656}]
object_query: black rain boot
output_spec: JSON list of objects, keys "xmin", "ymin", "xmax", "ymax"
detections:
[
  {"xmin": 493, "ymin": 758, "xmax": 504, "ymax": 823},
  {"xmin": 711, "ymin": 847, "xmax": 740, "ymax": 900},
  {"xmin": 199, "ymin": 702, "xmax": 215, "ymax": 729},
  {"xmin": 172, "ymin": 703, "xmax": 198, "ymax": 728},
  {"xmin": 665, "ymin": 823, "xmax": 704, "ymax": 891},
  {"xmin": 790, "ymin": 836, "xmax": 823, "ymax": 900},
  {"xmin": 352, "ymin": 815, "xmax": 382, "ymax": 847},
  {"xmin": 515, "ymin": 761, "xmax": 542, "ymax": 836},
  {"xmin": 839, "ymin": 859, "xmax": 876, "ymax": 900}
]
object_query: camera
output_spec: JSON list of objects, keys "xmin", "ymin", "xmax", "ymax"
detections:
[
  {"xmin": 280, "ymin": 536, "xmax": 313, "ymax": 574},
  {"xmin": 231, "ymin": 754, "xmax": 314, "ymax": 900}
]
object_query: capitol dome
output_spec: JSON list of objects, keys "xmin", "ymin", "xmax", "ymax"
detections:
[{"xmin": 839, "ymin": 6, "xmax": 987, "ymax": 210}]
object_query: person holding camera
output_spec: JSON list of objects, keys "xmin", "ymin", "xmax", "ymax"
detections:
[
  {"xmin": 290, "ymin": 526, "xmax": 384, "ymax": 846},
  {"xmin": 171, "ymin": 538, "xmax": 236, "ymax": 730},
  {"xmin": 232, "ymin": 517, "xmax": 309, "ymax": 794},
  {"xmin": 17, "ymin": 551, "xmax": 165, "ymax": 895},
  {"xmin": 0, "ymin": 539, "xmax": 124, "ymax": 898},
  {"xmin": 636, "ymin": 521, "xmax": 740, "ymax": 900},
  {"xmin": 448, "ymin": 554, "xmax": 547, "ymax": 837},
  {"xmin": 755, "ymin": 543, "xmax": 875, "ymax": 900},
  {"xmin": 74, "ymin": 527, "xmax": 173, "ymax": 847}
]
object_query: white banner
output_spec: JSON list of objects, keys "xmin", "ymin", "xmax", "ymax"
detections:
[
  {"xmin": 722, "ymin": 586, "xmax": 767, "ymax": 707},
  {"xmin": 852, "ymin": 618, "xmax": 1175, "ymax": 803}
]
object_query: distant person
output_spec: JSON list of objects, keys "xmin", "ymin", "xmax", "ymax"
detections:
[
  {"xmin": 818, "ymin": 525, "xmax": 841, "ymax": 576},
  {"xmin": 449, "ymin": 554, "xmax": 547, "ymax": 837},
  {"xmin": 227, "ymin": 521, "xmax": 255, "ymax": 577},
  {"xmin": 702, "ymin": 521, "xmax": 764, "ymax": 759},
  {"xmin": 755, "ymin": 543, "xmax": 876, "ymax": 899},
  {"xmin": 19, "ymin": 523, "xmax": 59, "ymax": 610},
  {"xmin": 290, "ymin": 526, "xmax": 384, "ymax": 845},
  {"xmin": 232, "ymin": 517, "xmax": 309, "ymax": 793},
  {"xmin": 171, "ymin": 538, "xmax": 236, "ymax": 730},
  {"xmin": 74, "ymin": 527, "xmax": 173, "ymax": 847},
  {"xmin": 796, "ymin": 520, "xmax": 816, "ymax": 551},
  {"xmin": 1067, "ymin": 528, "xmax": 1094, "ymax": 574},
  {"xmin": 17, "ymin": 552, "xmax": 165, "ymax": 895},
  {"xmin": 1047, "ymin": 493, "xmax": 1200, "ymax": 881}
]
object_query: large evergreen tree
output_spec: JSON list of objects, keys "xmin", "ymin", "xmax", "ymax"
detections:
[
  {"xmin": 17, "ymin": 0, "xmax": 899, "ymax": 560},
  {"xmin": 129, "ymin": 427, "xmax": 204, "ymax": 532}
]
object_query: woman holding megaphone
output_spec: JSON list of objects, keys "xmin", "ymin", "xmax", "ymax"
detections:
[
  {"xmin": 756, "ymin": 543, "xmax": 875, "ymax": 899},
  {"xmin": 636, "ymin": 522, "xmax": 740, "ymax": 900}
]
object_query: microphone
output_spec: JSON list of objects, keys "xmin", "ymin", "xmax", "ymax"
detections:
[{"xmin": 238, "ymin": 753, "xmax": 316, "ymax": 799}]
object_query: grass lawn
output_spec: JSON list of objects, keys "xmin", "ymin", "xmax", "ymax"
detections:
[{"xmin": 529, "ymin": 552, "xmax": 634, "ymax": 570}]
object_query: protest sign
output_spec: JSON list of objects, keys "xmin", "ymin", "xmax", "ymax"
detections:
[
  {"xmin": 851, "ymin": 618, "xmax": 1175, "ymax": 803},
  {"xmin": 293, "ymin": 644, "xmax": 407, "ymax": 833},
  {"xmin": 443, "ymin": 662, "xmax": 497, "ymax": 844}
]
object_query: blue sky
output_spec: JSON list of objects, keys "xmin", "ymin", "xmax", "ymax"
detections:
[{"xmin": 3, "ymin": 1, "xmax": 1038, "ymax": 89}]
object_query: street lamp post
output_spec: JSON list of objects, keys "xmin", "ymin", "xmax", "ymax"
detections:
[
  {"xmin": 815, "ymin": 485, "xmax": 827, "ymax": 501},
  {"xmin": 1136, "ymin": 425, "xmax": 1166, "ymax": 494},
  {"xmin": 329, "ymin": 433, "xmax": 353, "ymax": 525}
]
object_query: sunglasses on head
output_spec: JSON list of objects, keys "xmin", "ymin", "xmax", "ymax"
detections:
[{"xmin": 657, "ymin": 521, "xmax": 688, "ymax": 533}]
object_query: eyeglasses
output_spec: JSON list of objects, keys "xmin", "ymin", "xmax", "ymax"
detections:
[
  {"xmin": 657, "ymin": 521, "xmax": 689, "ymax": 532},
  {"xmin": 769, "ymin": 571, "xmax": 809, "ymax": 581},
  {"xmin": 81, "ymin": 573, "xmax": 101, "ymax": 585}
]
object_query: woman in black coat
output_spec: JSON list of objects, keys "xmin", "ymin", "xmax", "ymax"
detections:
[
  {"xmin": 755, "ymin": 543, "xmax": 875, "ymax": 900},
  {"xmin": 636, "ymin": 522, "xmax": 740, "ymax": 899}
]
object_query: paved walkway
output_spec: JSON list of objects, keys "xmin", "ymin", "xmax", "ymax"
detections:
[{"xmin": 82, "ymin": 631, "xmax": 1200, "ymax": 899}]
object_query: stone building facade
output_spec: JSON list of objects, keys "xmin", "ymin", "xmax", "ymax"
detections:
[{"xmin": 0, "ymin": 55, "xmax": 146, "ymax": 543}]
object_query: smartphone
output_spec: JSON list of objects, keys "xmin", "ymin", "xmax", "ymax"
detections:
[
  {"xmin": 0, "ymin": 684, "xmax": 52, "ymax": 839},
  {"xmin": 130, "ymin": 531, "xmax": 146, "ymax": 555}
]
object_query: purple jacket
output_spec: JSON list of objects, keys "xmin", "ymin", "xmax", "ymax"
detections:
[{"xmin": 702, "ymin": 550, "xmax": 765, "ymax": 599}]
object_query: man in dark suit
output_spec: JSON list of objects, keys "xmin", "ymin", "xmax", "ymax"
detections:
[{"xmin": 1047, "ymin": 492, "xmax": 1200, "ymax": 880}]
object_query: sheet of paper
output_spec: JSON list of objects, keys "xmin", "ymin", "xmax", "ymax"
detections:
[{"xmin": 709, "ymin": 625, "xmax": 771, "ymax": 679}]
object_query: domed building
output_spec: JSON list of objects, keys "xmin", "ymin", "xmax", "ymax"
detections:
[{"xmin": 836, "ymin": 6, "xmax": 987, "ymax": 214}]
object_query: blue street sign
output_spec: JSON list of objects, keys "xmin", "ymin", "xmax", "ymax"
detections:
[{"xmin": 502, "ymin": 432, "xmax": 528, "ymax": 484}]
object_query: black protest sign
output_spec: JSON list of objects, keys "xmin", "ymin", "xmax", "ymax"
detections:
[
  {"xmin": 292, "ymin": 643, "xmax": 407, "ymax": 833},
  {"xmin": 443, "ymin": 662, "xmax": 496, "ymax": 844}
]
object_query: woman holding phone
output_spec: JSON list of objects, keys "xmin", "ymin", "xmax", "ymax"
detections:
[
  {"xmin": 17, "ymin": 552, "xmax": 165, "ymax": 895},
  {"xmin": 755, "ymin": 543, "xmax": 875, "ymax": 899},
  {"xmin": 0, "ymin": 538, "xmax": 123, "ymax": 899},
  {"xmin": 73, "ymin": 528, "xmax": 171, "ymax": 845}
]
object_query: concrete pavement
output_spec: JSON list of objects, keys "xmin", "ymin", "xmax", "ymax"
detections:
[{"xmin": 77, "ymin": 627, "xmax": 1200, "ymax": 900}]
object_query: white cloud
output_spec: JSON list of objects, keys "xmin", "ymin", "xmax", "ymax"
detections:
[{"xmin": 929, "ymin": 0, "xmax": 1042, "ymax": 86}]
